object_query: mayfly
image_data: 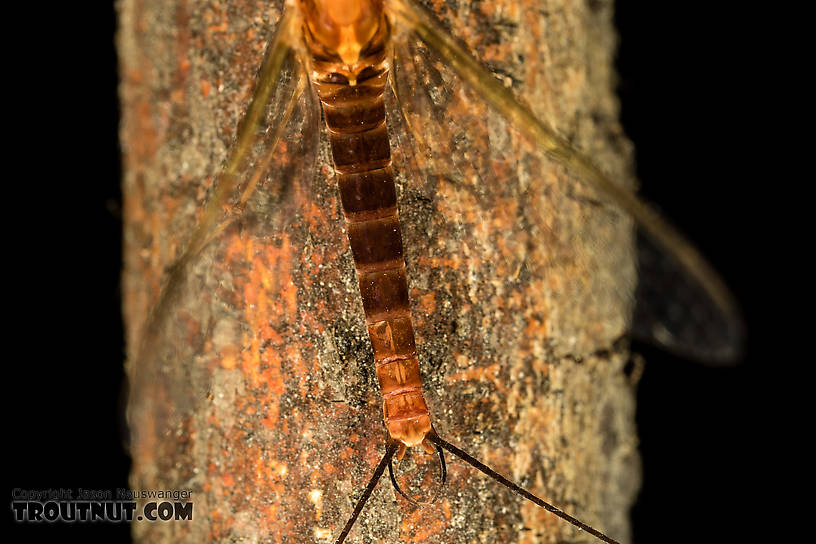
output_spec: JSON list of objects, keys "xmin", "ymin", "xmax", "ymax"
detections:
[{"xmin": 124, "ymin": 0, "xmax": 742, "ymax": 542}]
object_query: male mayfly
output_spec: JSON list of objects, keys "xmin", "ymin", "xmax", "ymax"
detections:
[{"xmin": 123, "ymin": 0, "xmax": 742, "ymax": 542}]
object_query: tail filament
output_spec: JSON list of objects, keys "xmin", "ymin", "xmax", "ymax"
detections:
[
  {"xmin": 335, "ymin": 434, "xmax": 621, "ymax": 544},
  {"xmin": 428, "ymin": 433, "xmax": 621, "ymax": 544}
]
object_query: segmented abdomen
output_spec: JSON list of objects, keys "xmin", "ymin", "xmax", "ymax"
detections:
[{"xmin": 313, "ymin": 68, "xmax": 431, "ymax": 441}]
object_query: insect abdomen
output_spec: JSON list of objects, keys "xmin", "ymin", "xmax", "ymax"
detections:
[{"xmin": 314, "ymin": 69, "xmax": 432, "ymax": 446}]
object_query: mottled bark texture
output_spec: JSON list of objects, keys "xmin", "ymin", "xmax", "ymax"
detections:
[{"xmin": 120, "ymin": 0, "xmax": 639, "ymax": 542}]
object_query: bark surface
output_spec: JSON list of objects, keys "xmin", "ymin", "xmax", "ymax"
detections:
[{"xmin": 119, "ymin": 0, "xmax": 640, "ymax": 542}]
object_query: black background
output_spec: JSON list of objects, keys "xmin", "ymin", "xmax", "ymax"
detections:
[{"xmin": 7, "ymin": 1, "xmax": 772, "ymax": 542}]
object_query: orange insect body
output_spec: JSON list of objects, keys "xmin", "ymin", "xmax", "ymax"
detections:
[
  {"xmin": 301, "ymin": 0, "xmax": 385, "ymax": 66},
  {"xmin": 300, "ymin": 0, "xmax": 434, "ymax": 457}
]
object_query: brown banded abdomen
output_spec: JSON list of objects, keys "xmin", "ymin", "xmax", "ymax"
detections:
[{"xmin": 314, "ymin": 69, "xmax": 432, "ymax": 446}]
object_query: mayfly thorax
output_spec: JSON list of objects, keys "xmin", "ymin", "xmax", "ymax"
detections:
[{"xmin": 122, "ymin": 1, "xmax": 743, "ymax": 542}]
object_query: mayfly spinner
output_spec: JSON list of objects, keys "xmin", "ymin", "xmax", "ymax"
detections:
[{"xmin": 124, "ymin": 0, "xmax": 743, "ymax": 542}]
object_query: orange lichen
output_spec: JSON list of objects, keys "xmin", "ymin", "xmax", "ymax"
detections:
[
  {"xmin": 219, "ymin": 344, "xmax": 240, "ymax": 369},
  {"xmin": 178, "ymin": 56, "xmax": 191, "ymax": 76},
  {"xmin": 415, "ymin": 256, "xmax": 464, "ymax": 269},
  {"xmin": 399, "ymin": 502, "xmax": 447, "ymax": 541},
  {"xmin": 523, "ymin": 316, "xmax": 549, "ymax": 346}
]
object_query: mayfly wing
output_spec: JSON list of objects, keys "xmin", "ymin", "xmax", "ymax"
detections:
[
  {"xmin": 630, "ymin": 233, "xmax": 743, "ymax": 362},
  {"xmin": 388, "ymin": 0, "xmax": 743, "ymax": 363},
  {"xmin": 390, "ymin": 32, "xmax": 710, "ymax": 364},
  {"xmin": 126, "ymin": 4, "xmax": 321, "ymax": 476},
  {"xmin": 389, "ymin": 16, "xmax": 639, "ymax": 369}
]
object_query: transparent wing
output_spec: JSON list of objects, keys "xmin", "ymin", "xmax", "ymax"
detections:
[
  {"xmin": 387, "ymin": 0, "xmax": 743, "ymax": 363},
  {"xmin": 126, "ymin": 6, "xmax": 321, "ymax": 452},
  {"xmin": 388, "ymin": 33, "xmax": 635, "ymax": 367},
  {"xmin": 631, "ymin": 234, "xmax": 743, "ymax": 362}
]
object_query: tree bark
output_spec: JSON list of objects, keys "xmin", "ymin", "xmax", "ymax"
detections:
[{"xmin": 120, "ymin": 0, "xmax": 639, "ymax": 542}]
